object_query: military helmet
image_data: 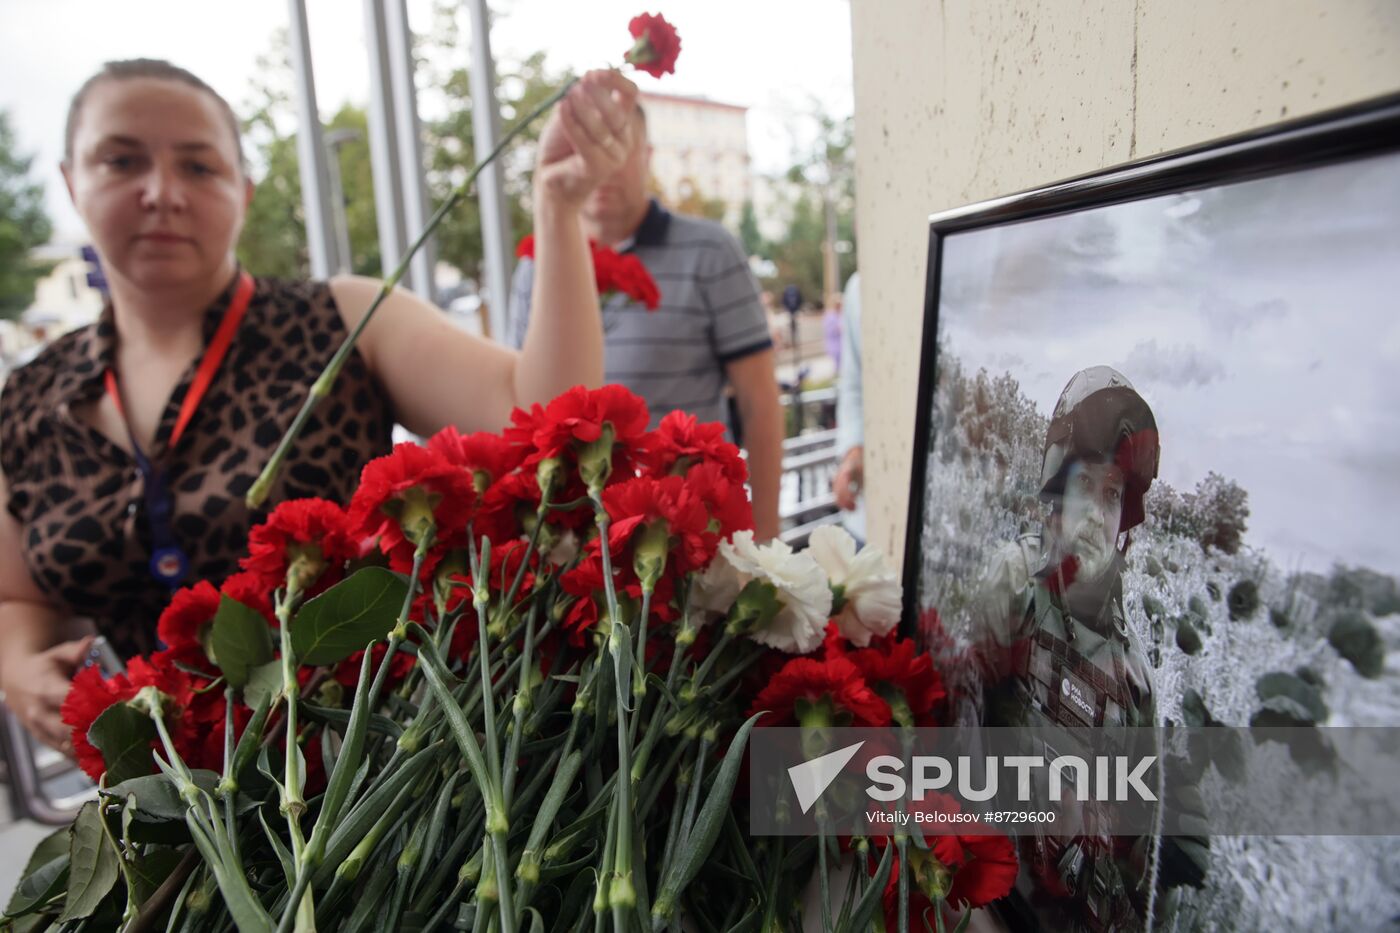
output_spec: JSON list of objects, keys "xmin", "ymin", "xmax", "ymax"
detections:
[{"xmin": 1039, "ymin": 366, "xmax": 1159, "ymax": 533}]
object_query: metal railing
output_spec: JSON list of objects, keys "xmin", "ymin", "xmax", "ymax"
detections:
[{"xmin": 778, "ymin": 387, "xmax": 845, "ymax": 547}]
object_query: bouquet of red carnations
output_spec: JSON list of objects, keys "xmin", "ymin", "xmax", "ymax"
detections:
[{"xmin": 5, "ymin": 384, "xmax": 1014, "ymax": 933}]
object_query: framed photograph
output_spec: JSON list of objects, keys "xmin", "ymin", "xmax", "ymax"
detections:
[{"xmin": 900, "ymin": 95, "xmax": 1400, "ymax": 928}]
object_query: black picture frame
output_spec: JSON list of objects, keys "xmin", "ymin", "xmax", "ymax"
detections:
[{"xmin": 900, "ymin": 92, "xmax": 1400, "ymax": 637}]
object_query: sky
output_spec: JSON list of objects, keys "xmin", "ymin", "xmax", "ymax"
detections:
[
  {"xmin": 0, "ymin": 0, "xmax": 855, "ymax": 242},
  {"xmin": 935, "ymin": 151, "xmax": 1400, "ymax": 578}
]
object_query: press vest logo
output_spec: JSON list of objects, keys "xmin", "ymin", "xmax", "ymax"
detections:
[{"xmin": 1062, "ymin": 677, "xmax": 1094, "ymax": 719}]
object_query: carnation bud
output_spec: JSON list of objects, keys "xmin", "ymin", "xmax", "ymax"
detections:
[
  {"xmin": 379, "ymin": 486, "xmax": 441, "ymax": 548},
  {"xmin": 285, "ymin": 543, "xmax": 328, "ymax": 597},
  {"xmin": 910, "ymin": 848, "xmax": 954, "ymax": 902},
  {"xmin": 577, "ymin": 423, "xmax": 617, "ymax": 494},
  {"xmin": 724, "ymin": 578, "xmax": 782, "ymax": 637},
  {"xmin": 632, "ymin": 521, "xmax": 671, "ymax": 592},
  {"xmin": 126, "ymin": 685, "xmax": 171, "ymax": 718},
  {"xmin": 536, "ymin": 457, "xmax": 564, "ymax": 497}
]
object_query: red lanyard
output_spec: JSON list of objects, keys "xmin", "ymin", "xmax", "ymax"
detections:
[{"xmin": 103, "ymin": 271, "xmax": 255, "ymax": 453}]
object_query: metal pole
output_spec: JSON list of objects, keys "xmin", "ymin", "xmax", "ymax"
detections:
[
  {"xmin": 465, "ymin": 0, "xmax": 514, "ymax": 340},
  {"xmin": 287, "ymin": 0, "xmax": 341, "ymax": 278},
  {"xmin": 363, "ymin": 0, "xmax": 408, "ymax": 287},
  {"xmin": 386, "ymin": 0, "xmax": 436, "ymax": 301},
  {"xmin": 324, "ymin": 129, "xmax": 359, "ymax": 275}
]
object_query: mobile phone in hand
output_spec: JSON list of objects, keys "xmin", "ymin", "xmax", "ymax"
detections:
[{"xmin": 82, "ymin": 636, "xmax": 126, "ymax": 677}]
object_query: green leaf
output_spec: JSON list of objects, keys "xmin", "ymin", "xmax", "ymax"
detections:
[
  {"xmin": 846, "ymin": 842, "xmax": 895, "ymax": 931},
  {"xmin": 58, "ymin": 801, "xmax": 120, "ymax": 922},
  {"xmin": 100, "ymin": 771, "xmax": 221, "ymax": 822},
  {"xmin": 3, "ymin": 854, "xmax": 67, "ymax": 919},
  {"xmin": 652, "ymin": 712, "xmax": 763, "ymax": 921},
  {"xmin": 4, "ymin": 828, "xmax": 69, "ymax": 918},
  {"xmin": 129, "ymin": 846, "xmax": 185, "ymax": 906},
  {"xmin": 88, "ymin": 702, "xmax": 158, "ymax": 785},
  {"xmin": 243, "ymin": 660, "xmax": 285, "ymax": 710},
  {"xmin": 291, "ymin": 567, "xmax": 408, "ymax": 666},
  {"xmin": 208, "ymin": 595, "xmax": 275, "ymax": 688}
]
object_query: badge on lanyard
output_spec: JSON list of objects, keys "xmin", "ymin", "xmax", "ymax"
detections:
[{"xmin": 105, "ymin": 271, "xmax": 255, "ymax": 589}]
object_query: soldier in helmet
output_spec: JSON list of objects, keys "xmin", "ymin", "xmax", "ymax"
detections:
[{"xmin": 960, "ymin": 366, "xmax": 1207, "ymax": 932}]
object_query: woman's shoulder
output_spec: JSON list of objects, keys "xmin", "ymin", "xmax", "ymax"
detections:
[
  {"xmin": 1, "ymin": 322, "xmax": 102, "ymax": 413},
  {"xmin": 246, "ymin": 276, "xmax": 347, "ymax": 339}
]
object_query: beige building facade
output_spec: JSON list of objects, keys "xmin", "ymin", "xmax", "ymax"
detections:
[
  {"xmin": 849, "ymin": 1, "xmax": 1400, "ymax": 568},
  {"xmin": 639, "ymin": 91, "xmax": 751, "ymax": 228}
]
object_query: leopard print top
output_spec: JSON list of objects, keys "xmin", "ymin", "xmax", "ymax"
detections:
[{"xmin": 0, "ymin": 275, "xmax": 394, "ymax": 659}]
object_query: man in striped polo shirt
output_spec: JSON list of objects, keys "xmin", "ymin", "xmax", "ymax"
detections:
[{"xmin": 506, "ymin": 105, "xmax": 782, "ymax": 540}]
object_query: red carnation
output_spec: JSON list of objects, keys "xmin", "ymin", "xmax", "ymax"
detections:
[
  {"xmin": 62, "ymin": 655, "xmax": 204, "ymax": 782},
  {"xmin": 596, "ymin": 248, "xmax": 661, "ymax": 310},
  {"xmin": 625, "ymin": 13, "xmax": 681, "ymax": 78},
  {"xmin": 242, "ymin": 498, "xmax": 354, "ymax": 596},
  {"xmin": 507, "ymin": 385, "xmax": 651, "ymax": 497},
  {"xmin": 685, "ymin": 460, "xmax": 754, "ymax": 539},
  {"xmin": 515, "ymin": 237, "xmax": 661, "ymax": 311},
  {"xmin": 641, "ymin": 410, "xmax": 747, "ymax": 483},
  {"xmin": 602, "ymin": 474, "xmax": 715, "ymax": 577},
  {"xmin": 428, "ymin": 426, "xmax": 528, "ymax": 493},
  {"xmin": 748, "ymin": 656, "xmax": 890, "ymax": 728},
  {"xmin": 560, "ymin": 556, "xmax": 608, "ymax": 646},
  {"xmin": 846, "ymin": 635, "xmax": 946, "ymax": 727},
  {"xmin": 157, "ymin": 580, "xmax": 222, "ymax": 656},
  {"xmin": 349, "ymin": 443, "xmax": 476, "ymax": 573},
  {"xmin": 335, "ymin": 642, "xmax": 416, "ymax": 692},
  {"xmin": 869, "ymin": 796, "xmax": 1018, "ymax": 923},
  {"xmin": 220, "ymin": 570, "xmax": 277, "ymax": 625}
]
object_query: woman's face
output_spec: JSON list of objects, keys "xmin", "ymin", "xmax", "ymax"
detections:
[{"xmin": 63, "ymin": 77, "xmax": 251, "ymax": 293}]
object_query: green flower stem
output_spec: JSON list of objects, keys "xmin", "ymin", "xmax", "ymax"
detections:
[
  {"xmin": 594, "ymin": 790, "xmax": 621, "ymax": 925},
  {"xmin": 637, "ymin": 732, "xmax": 690, "ymax": 820},
  {"xmin": 704, "ymin": 646, "xmax": 765, "ymax": 697},
  {"xmin": 470, "ymin": 537, "xmax": 506, "ymax": 796},
  {"xmin": 246, "ymin": 78, "xmax": 577, "ymax": 509},
  {"xmin": 220, "ymin": 685, "xmax": 241, "ymax": 867},
  {"xmin": 759, "ymin": 836, "xmax": 785, "ymax": 933},
  {"xmin": 369, "ymin": 540, "xmax": 430, "ymax": 711},
  {"xmin": 146, "ymin": 706, "xmax": 275, "ymax": 932},
  {"xmin": 627, "ymin": 586, "xmax": 654, "ymax": 752},
  {"xmin": 502, "ymin": 601, "xmax": 539, "ymax": 808},
  {"xmin": 817, "ymin": 812, "xmax": 833, "ymax": 933},
  {"xmin": 897, "ymin": 835, "xmax": 910, "ymax": 933},
  {"xmin": 677, "ymin": 734, "xmax": 712, "ymax": 853},
  {"xmin": 681, "ymin": 630, "xmax": 735, "ymax": 702},
  {"xmin": 503, "ymin": 497, "xmax": 551, "ymax": 610},
  {"xmin": 653, "ymin": 748, "xmax": 689, "ymax": 888},
  {"xmin": 411, "ymin": 624, "xmax": 515, "ymax": 933},
  {"xmin": 591, "ymin": 499, "xmax": 639, "ymax": 924},
  {"xmin": 893, "ymin": 723, "xmax": 918, "ymax": 933},
  {"xmin": 272, "ymin": 588, "xmax": 316, "ymax": 933},
  {"xmin": 94, "ymin": 782, "xmax": 140, "ymax": 929},
  {"xmin": 629, "ymin": 590, "xmax": 693, "ymax": 786}
]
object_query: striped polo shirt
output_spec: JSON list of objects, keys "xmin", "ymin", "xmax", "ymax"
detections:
[{"xmin": 506, "ymin": 200, "xmax": 772, "ymax": 436}]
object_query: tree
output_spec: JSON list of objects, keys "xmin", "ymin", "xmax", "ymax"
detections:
[
  {"xmin": 420, "ymin": 42, "xmax": 569, "ymax": 279},
  {"xmin": 235, "ymin": 14, "xmax": 569, "ymax": 287},
  {"xmin": 671, "ymin": 177, "xmax": 726, "ymax": 224},
  {"xmin": 758, "ymin": 108, "xmax": 856, "ymax": 304},
  {"xmin": 738, "ymin": 200, "xmax": 764, "ymax": 257},
  {"xmin": 0, "ymin": 111, "xmax": 54, "ymax": 318},
  {"xmin": 1186, "ymin": 471, "xmax": 1250, "ymax": 555},
  {"xmin": 236, "ymin": 33, "xmax": 381, "ymax": 279}
]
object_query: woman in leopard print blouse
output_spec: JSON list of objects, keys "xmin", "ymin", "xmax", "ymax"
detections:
[{"xmin": 0, "ymin": 59, "xmax": 640, "ymax": 753}]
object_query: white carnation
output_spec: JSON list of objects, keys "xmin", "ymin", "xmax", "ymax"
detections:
[
  {"xmin": 807, "ymin": 525, "xmax": 902, "ymax": 647},
  {"xmin": 716, "ymin": 531, "xmax": 831, "ymax": 654}
]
